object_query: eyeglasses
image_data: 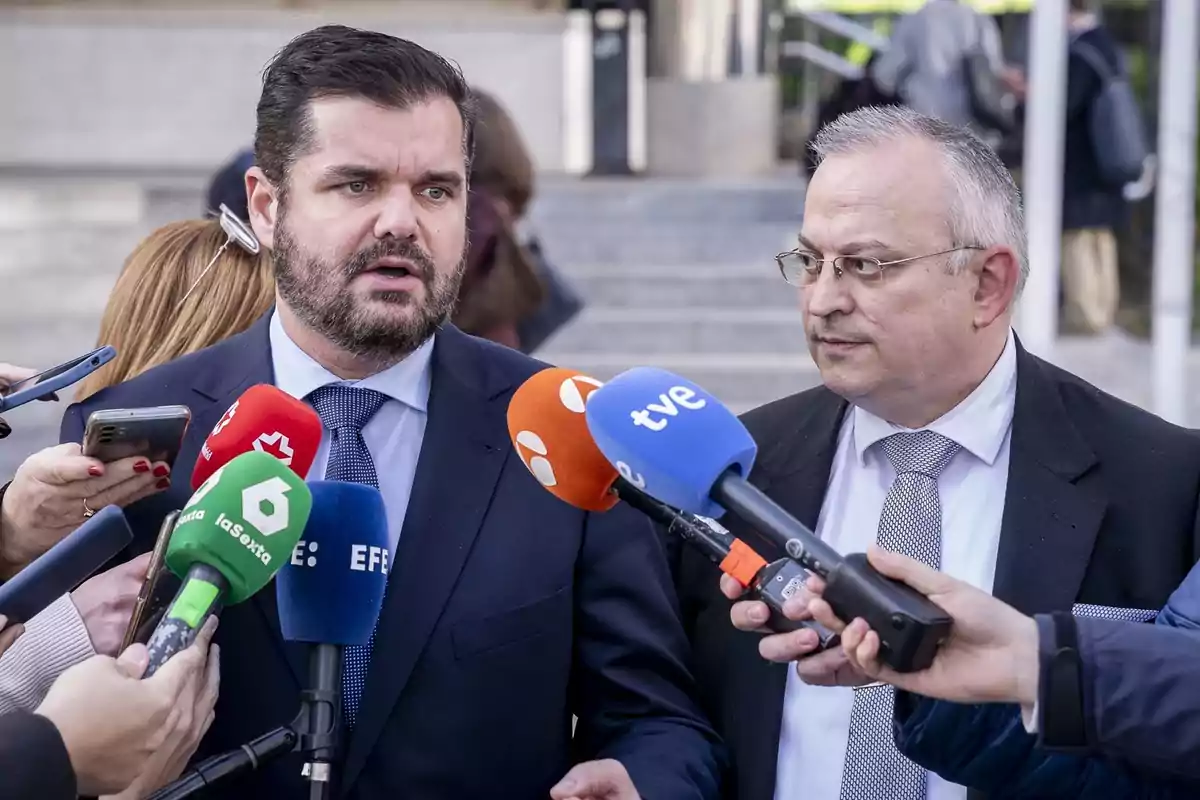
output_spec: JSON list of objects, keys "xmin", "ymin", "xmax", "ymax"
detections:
[{"xmin": 775, "ymin": 246, "xmax": 985, "ymax": 286}]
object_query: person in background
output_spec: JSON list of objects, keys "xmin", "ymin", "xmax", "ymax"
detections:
[
  {"xmin": 205, "ymin": 149, "xmax": 255, "ymax": 222},
  {"xmin": 76, "ymin": 217, "xmax": 275, "ymax": 401},
  {"xmin": 466, "ymin": 87, "xmax": 584, "ymax": 354},
  {"xmin": 870, "ymin": 0, "xmax": 1023, "ymax": 142},
  {"xmin": 1060, "ymin": 0, "xmax": 1131, "ymax": 335}
]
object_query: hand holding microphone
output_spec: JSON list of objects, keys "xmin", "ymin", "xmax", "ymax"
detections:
[
  {"xmin": 142, "ymin": 450, "xmax": 312, "ymax": 677},
  {"xmin": 34, "ymin": 618, "xmax": 220, "ymax": 797},
  {"xmin": 583, "ymin": 367, "xmax": 953, "ymax": 674}
]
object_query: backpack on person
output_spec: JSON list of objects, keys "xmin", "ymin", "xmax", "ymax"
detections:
[{"xmin": 1072, "ymin": 39, "xmax": 1149, "ymax": 187}]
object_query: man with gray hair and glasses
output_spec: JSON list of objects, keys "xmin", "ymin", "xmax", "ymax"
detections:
[{"xmin": 666, "ymin": 104, "xmax": 1200, "ymax": 800}]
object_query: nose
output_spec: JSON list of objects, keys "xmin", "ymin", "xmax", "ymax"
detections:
[
  {"xmin": 373, "ymin": 187, "xmax": 420, "ymax": 242},
  {"xmin": 802, "ymin": 265, "xmax": 854, "ymax": 319}
]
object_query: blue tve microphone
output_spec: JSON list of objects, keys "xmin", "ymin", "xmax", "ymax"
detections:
[
  {"xmin": 277, "ymin": 480, "xmax": 389, "ymax": 798},
  {"xmin": 584, "ymin": 367, "xmax": 953, "ymax": 673},
  {"xmin": 581, "ymin": 366, "xmax": 757, "ymax": 520}
]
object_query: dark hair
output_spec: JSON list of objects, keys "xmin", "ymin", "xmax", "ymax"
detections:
[{"xmin": 255, "ymin": 25, "xmax": 475, "ymax": 190}]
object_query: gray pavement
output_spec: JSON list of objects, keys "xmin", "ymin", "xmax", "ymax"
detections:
[{"xmin": 0, "ymin": 175, "xmax": 1197, "ymax": 482}]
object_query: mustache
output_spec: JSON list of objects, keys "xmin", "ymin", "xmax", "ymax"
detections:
[
  {"xmin": 343, "ymin": 239, "xmax": 436, "ymax": 281},
  {"xmin": 807, "ymin": 324, "xmax": 869, "ymax": 343}
]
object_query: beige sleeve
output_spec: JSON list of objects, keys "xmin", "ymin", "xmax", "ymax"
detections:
[{"xmin": 0, "ymin": 593, "xmax": 96, "ymax": 714}]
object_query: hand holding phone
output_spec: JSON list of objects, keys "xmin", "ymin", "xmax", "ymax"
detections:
[
  {"xmin": 0, "ymin": 347, "xmax": 115, "ymax": 413},
  {"xmin": 83, "ymin": 406, "xmax": 191, "ymax": 467}
]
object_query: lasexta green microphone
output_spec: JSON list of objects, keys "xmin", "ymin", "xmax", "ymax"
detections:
[{"xmin": 143, "ymin": 450, "xmax": 312, "ymax": 677}]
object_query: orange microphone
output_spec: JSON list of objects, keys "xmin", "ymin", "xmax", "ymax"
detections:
[
  {"xmin": 506, "ymin": 367, "xmax": 838, "ymax": 644},
  {"xmin": 506, "ymin": 367, "xmax": 619, "ymax": 513}
]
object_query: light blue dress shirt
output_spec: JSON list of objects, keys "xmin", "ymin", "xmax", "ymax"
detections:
[{"xmin": 268, "ymin": 310, "xmax": 433, "ymax": 556}]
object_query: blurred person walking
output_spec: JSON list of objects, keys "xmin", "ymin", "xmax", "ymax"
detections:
[{"xmin": 1060, "ymin": 0, "xmax": 1140, "ymax": 334}]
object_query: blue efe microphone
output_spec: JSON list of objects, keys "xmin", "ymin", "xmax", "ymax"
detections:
[
  {"xmin": 277, "ymin": 480, "xmax": 389, "ymax": 645},
  {"xmin": 582, "ymin": 366, "xmax": 757, "ymax": 520},
  {"xmin": 585, "ymin": 367, "xmax": 954, "ymax": 674},
  {"xmin": 276, "ymin": 480, "xmax": 389, "ymax": 797}
]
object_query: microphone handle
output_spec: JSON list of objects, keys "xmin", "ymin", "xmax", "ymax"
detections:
[
  {"xmin": 144, "ymin": 563, "xmax": 228, "ymax": 678},
  {"xmin": 299, "ymin": 643, "xmax": 342, "ymax": 798},
  {"xmin": 612, "ymin": 478, "xmax": 836, "ymax": 642},
  {"xmin": 145, "ymin": 725, "xmax": 298, "ymax": 800},
  {"xmin": 712, "ymin": 470, "xmax": 953, "ymax": 673}
]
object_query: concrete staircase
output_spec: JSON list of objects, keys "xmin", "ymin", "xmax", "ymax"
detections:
[{"xmin": 525, "ymin": 176, "xmax": 816, "ymax": 413}]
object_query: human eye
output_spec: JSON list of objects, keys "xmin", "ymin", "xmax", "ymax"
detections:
[{"xmin": 420, "ymin": 186, "xmax": 452, "ymax": 202}]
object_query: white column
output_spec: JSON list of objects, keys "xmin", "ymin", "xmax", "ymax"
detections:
[
  {"xmin": 1016, "ymin": 0, "xmax": 1069, "ymax": 359},
  {"xmin": 1151, "ymin": 0, "xmax": 1199, "ymax": 424},
  {"xmin": 563, "ymin": 10, "xmax": 594, "ymax": 176}
]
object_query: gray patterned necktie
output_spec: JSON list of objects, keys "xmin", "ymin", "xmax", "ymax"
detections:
[{"xmin": 839, "ymin": 430, "xmax": 961, "ymax": 800}]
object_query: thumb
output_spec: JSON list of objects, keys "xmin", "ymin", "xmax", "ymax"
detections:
[
  {"xmin": 550, "ymin": 762, "xmax": 616, "ymax": 799},
  {"xmin": 116, "ymin": 643, "xmax": 150, "ymax": 678},
  {"xmin": 867, "ymin": 545, "xmax": 953, "ymax": 597}
]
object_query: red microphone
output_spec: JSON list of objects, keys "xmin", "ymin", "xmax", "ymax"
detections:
[{"xmin": 191, "ymin": 384, "xmax": 323, "ymax": 489}]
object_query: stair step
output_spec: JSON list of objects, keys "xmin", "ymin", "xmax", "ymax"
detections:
[
  {"xmin": 557, "ymin": 264, "xmax": 796, "ymax": 309},
  {"xmin": 533, "ymin": 221, "xmax": 796, "ymax": 266},
  {"xmin": 529, "ymin": 176, "xmax": 803, "ymax": 224},
  {"xmin": 538, "ymin": 307, "xmax": 808, "ymax": 354}
]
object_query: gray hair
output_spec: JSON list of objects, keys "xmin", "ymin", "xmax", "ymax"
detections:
[{"xmin": 809, "ymin": 105, "xmax": 1028, "ymax": 294}]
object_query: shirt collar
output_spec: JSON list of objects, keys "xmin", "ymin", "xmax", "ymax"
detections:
[
  {"xmin": 852, "ymin": 328, "xmax": 1017, "ymax": 467},
  {"xmin": 268, "ymin": 308, "xmax": 433, "ymax": 413}
]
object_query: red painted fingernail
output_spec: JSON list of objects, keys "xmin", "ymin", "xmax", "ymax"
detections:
[
  {"xmin": 156, "ymin": 478, "xmax": 171, "ymax": 490},
  {"xmin": 153, "ymin": 465, "xmax": 169, "ymax": 478},
  {"xmin": 88, "ymin": 466, "xmax": 102, "ymax": 477},
  {"xmin": 133, "ymin": 461, "xmax": 149, "ymax": 474}
]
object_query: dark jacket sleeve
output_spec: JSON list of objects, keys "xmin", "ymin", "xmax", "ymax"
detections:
[
  {"xmin": 1069, "ymin": 615, "xmax": 1200, "ymax": 781},
  {"xmin": 569, "ymin": 501, "xmax": 726, "ymax": 799},
  {"xmin": 0, "ymin": 710, "xmax": 78, "ymax": 800},
  {"xmin": 894, "ymin": 614, "xmax": 1200, "ymax": 794},
  {"xmin": 895, "ymin": 695, "xmax": 1195, "ymax": 797}
]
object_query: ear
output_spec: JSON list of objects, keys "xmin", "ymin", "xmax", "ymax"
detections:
[
  {"xmin": 245, "ymin": 166, "xmax": 280, "ymax": 251},
  {"xmin": 972, "ymin": 246, "xmax": 1020, "ymax": 328}
]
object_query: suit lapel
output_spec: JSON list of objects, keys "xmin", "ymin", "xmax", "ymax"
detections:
[
  {"xmin": 991, "ymin": 343, "xmax": 1105, "ymax": 615},
  {"xmin": 729, "ymin": 389, "xmax": 847, "ymax": 800},
  {"xmin": 340, "ymin": 328, "xmax": 512, "ymax": 792}
]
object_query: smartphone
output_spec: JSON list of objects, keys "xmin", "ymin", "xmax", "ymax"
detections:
[
  {"xmin": 0, "ymin": 346, "xmax": 116, "ymax": 413},
  {"xmin": 120, "ymin": 510, "xmax": 179, "ymax": 651},
  {"xmin": 82, "ymin": 405, "xmax": 192, "ymax": 466}
]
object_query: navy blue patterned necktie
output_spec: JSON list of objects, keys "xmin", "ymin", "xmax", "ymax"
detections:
[{"xmin": 306, "ymin": 384, "xmax": 390, "ymax": 730}]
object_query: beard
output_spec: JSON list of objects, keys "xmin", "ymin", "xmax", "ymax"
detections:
[{"xmin": 272, "ymin": 213, "xmax": 465, "ymax": 365}]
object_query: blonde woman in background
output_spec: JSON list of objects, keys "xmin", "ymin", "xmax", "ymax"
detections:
[{"xmin": 76, "ymin": 217, "xmax": 274, "ymax": 401}]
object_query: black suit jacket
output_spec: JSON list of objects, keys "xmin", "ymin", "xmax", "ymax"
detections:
[
  {"xmin": 61, "ymin": 315, "xmax": 724, "ymax": 800},
  {"xmin": 0, "ymin": 710, "xmax": 76, "ymax": 800},
  {"xmin": 671, "ymin": 340, "xmax": 1200, "ymax": 800}
]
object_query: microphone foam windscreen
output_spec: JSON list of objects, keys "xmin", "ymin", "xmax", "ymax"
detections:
[
  {"xmin": 192, "ymin": 384, "xmax": 323, "ymax": 490},
  {"xmin": 276, "ymin": 481, "xmax": 389, "ymax": 646},
  {"xmin": 584, "ymin": 367, "xmax": 757, "ymax": 518},
  {"xmin": 507, "ymin": 367, "xmax": 619, "ymax": 512},
  {"xmin": 167, "ymin": 450, "xmax": 313, "ymax": 605}
]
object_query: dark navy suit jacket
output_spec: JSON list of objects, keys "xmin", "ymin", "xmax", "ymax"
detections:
[{"xmin": 61, "ymin": 314, "xmax": 725, "ymax": 799}]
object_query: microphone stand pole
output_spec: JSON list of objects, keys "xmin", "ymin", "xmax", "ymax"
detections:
[
  {"xmin": 297, "ymin": 644, "xmax": 341, "ymax": 800},
  {"xmin": 147, "ymin": 646, "xmax": 342, "ymax": 800}
]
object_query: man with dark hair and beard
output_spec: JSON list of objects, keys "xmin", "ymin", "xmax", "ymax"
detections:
[{"xmin": 43, "ymin": 24, "xmax": 724, "ymax": 800}]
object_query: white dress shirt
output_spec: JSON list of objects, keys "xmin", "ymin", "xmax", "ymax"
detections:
[
  {"xmin": 773, "ymin": 329, "xmax": 1018, "ymax": 800},
  {"xmin": 268, "ymin": 311, "xmax": 433, "ymax": 556}
]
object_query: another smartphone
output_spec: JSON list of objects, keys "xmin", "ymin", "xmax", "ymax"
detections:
[
  {"xmin": 82, "ymin": 405, "xmax": 192, "ymax": 466},
  {"xmin": 0, "ymin": 346, "xmax": 116, "ymax": 413},
  {"xmin": 120, "ymin": 510, "xmax": 179, "ymax": 651}
]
